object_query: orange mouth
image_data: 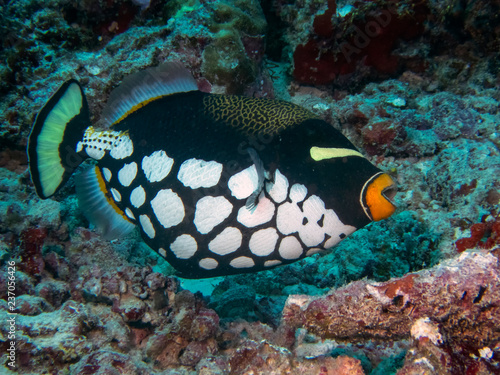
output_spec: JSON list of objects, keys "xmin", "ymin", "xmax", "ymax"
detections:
[{"xmin": 362, "ymin": 173, "xmax": 397, "ymax": 221}]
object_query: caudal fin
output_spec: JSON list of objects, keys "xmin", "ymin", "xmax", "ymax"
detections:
[{"xmin": 28, "ymin": 80, "xmax": 90, "ymax": 199}]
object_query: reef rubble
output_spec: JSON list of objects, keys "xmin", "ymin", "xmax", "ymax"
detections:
[{"xmin": 1, "ymin": 242, "xmax": 499, "ymax": 374}]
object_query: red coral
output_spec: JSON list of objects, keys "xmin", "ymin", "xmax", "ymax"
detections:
[
  {"xmin": 293, "ymin": 2, "xmax": 429, "ymax": 85},
  {"xmin": 313, "ymin": 0, "xmax": 337, "ymax": 37},
  {"xmin": 455, "ymin": 213, "xmax": 500, "ymax": 253},
  {"xmin": 362, "ymin": 119, "xmax": 407, "ymax": 155},
  {"xmin": 19, "ymin": 228, "xmax": 47, "ymax": 276}
]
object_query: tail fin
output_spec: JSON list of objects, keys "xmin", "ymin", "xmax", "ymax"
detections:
[{"xmin": 28, "ymin": 80, "xmax": 90, "ymax": 199}]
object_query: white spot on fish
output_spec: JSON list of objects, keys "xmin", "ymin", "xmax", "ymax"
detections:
[
  {"xmin": 85, "ymin": 146, "xmax": 105, "ymax": 160},
  {"xmin": 125, "ymin": 207, "xmax": 135, "ymax": 220},
  {"xmin": 278, "ymin": 236, "xmax": 303, "ymax": 260},
  {"xmin": 266, "ymin": 169, "xmax": 289, "ymax": 204},
  {"xmin": 79, "ymin": 128, "xmax": 131, "ymax": 160},
  {"xmin": 276, "ymin": 201, "xmax": 303, "ymax": 235},
  {"xmin": 177, "ymin": 158, "xmax": 223, "ymax": 189},
  {"xmin": 323, "ymin": 213, "xmax": 356, "ymax": 248},
  {"xmin": 264, "ymin": 259, "xmax": 281, "ymax": 267},
  {"xmin": 289, "ymin": 183, "xmax": 307, "ymax": 203},
  {"xmin": 118, "ymin": 162, "xmax": 137, "ymax": 187},
  {"xmin": 209, "ymin": 227, "xmax": 242, "ymax": 255},
  {"xmin": 130, "ymin": 185, "xmax": 146, "ymax": 208},
  {"xmin": 199, "ymin": 258, "xmax": 218, "ymax": 270},
  {"xmin": 297, "ymin": 195, "xmax": 327, "ymax": 247},
  {"xmin": 102, "ymin": 168, "xmax": 112, "ymax": 182},
  {"xmin": 249, "ymin": 228, "xmax": 278, "ymax": 256},
  {"xmin": 139, "ymin": 214, "xmax": 155, "ymax": 238},
  {"xmin": 229, "ymin": 256, "xmax": 255, "ymax": 269},
  {"xmin": 227, "ymin": 165, "xmax": 258, "ymax": 199},
  {"xmin": 170, "ymin": 234, "xmax": 198, "ymax": 259},
  {"xmin": 194, "ymin": 196, "xmax": 233, "ymax": 234},
  {"xmin": 306, "ymin": 248, "xmax": 322, "ymax": 256},
  {"xmin": 110, "ymin": 188, "xmax": 121, "ymax": 202},
  {"xmin": 151, "ymin": 189, "xmax": 185, "ymax": 229},
  {"xmin": 141, "ymin": 150, "xmax": 174, "ymax": 183},
  {"xmin": 158, "ymin": 247, "xmax": 167, "ymax": 258},
  {"xmin": 237, "ymin": 196, "xmax": 275, "ymax": 228},
  {"xmin": 277, "ymin": 191, "xmax": 356, "ymax": 248},
  {"xmin": 110, "ymin": 135, "xmax": 133, "ymax": 159}
]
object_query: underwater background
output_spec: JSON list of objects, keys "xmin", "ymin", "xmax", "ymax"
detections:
[{"xmin": 0, "ymin": 0, "xmax": 499, "ymax": 374}]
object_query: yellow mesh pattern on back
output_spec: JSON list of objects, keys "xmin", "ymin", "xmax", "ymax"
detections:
[{"xmin": 204, "ymin": 95, "xmax": 317, "ymax": 135}]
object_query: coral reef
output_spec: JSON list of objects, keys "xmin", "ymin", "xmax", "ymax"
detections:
[
  {"xmin": 1, "ymin": 0, "xmax": 500, "ymax": 373},
  {"xmin": 283, "ymin": 249, "xmax": 500, "ymax": 374}
]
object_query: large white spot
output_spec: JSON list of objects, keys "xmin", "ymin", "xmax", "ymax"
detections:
[
  {"xmin": 170, "ymin": 234, "xmax": 198, "ymax": 259},
  {"xmin": 289, "ymin": 183, "xmax": 308, "ymax": 202},
  {"xmin": 130, "ymin": 186, "xmax": 146, "ymax": 208},
  {"xmin": 276, "ymin": 201, "xmax": 303, "ymax": 235},
  {"xmin": 142, "ymin": 150, "xmax": 174, "ymax": 183},
  {"xmin": 323, "ymin": 211, "xmax": 356, "ymax": 248},
  {"xmin": 151, "ymin": 189, "xmax": 185, "ymax": 229},
  {"xmin": 298, "ymin": 195, "xmax": 327, "ymax": 247},
  {"xmin": 139, "ymin": 215, "xmax": 155, "ymax": 238},
  {"xmin": 279, "ymin": 236, "xmax": 303, "ymax": 260},
  {"xmin": 228, "ymin": 165, "xmax": 258, "ymax": 199},
  {"xmin": 208, "ymin": 227, "xmax": 242, "ymax": 255},
  {"xmin": 199, "ymin": 258, "xmax": 218, "ymax": 270},
  {"xmin": 230, "ymin": 256, "xmax": 255, "ymax": 269},
  {"xmin": 237, "ymin": 196, "xmax": 275, "ymax": 228},
  {"xmin": 110, "ymin": 135, "xmax": 133, "ymax": 159},
  {"xmin": 249, "ymin": 228, "xmax": 278, "ymax": 256},
  {"xmin": 277, "ymin": 193, "xmax": 357, "ymax": 248},
  {"xmin": 177, "ymin": 158, "xmax": 223, "ymax": 189},
  {"xmin": 266, "ymin": 169, "xmax": 289, "ymax": 204},
  {"xmin": 118, "ymin": 162, "xmax": 137, "ymax": 187},
  {"xmin": 194, "ymin": 196, "xmax": 233, "ymax": 234}
]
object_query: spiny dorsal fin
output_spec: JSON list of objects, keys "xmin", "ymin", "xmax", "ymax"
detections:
[{"xmin": 101, "ymin": 62, "xmax": 198, "ymax": 127}]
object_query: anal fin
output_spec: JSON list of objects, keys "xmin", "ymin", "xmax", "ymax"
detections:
[{"xmin": 75, "ymin": 167, "xmax": 135, "ymax": 240}]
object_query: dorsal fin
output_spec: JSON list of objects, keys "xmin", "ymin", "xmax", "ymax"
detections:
[{"xmin": 101, "ymin": 62, "xmax": 198, "ymax": 127}]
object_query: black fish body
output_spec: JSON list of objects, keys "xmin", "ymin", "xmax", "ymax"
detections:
[{"xmin": 28, "ymin": 63, "xmax": 397, "ymax": 278}]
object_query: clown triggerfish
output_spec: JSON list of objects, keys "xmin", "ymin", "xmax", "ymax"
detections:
[{"xmin": 28, "ymin": 63, "xmax": 397, "ymax": 278}]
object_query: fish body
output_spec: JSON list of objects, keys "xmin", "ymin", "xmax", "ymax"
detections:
[{"xmin": 28, "ymin": 63, "xmax": 397, "ymax": 278}]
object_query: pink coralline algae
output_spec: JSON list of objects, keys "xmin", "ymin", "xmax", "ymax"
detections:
[{"xmin": 455, "ymin": 214, "xmax": 500, "ymax": 253}]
